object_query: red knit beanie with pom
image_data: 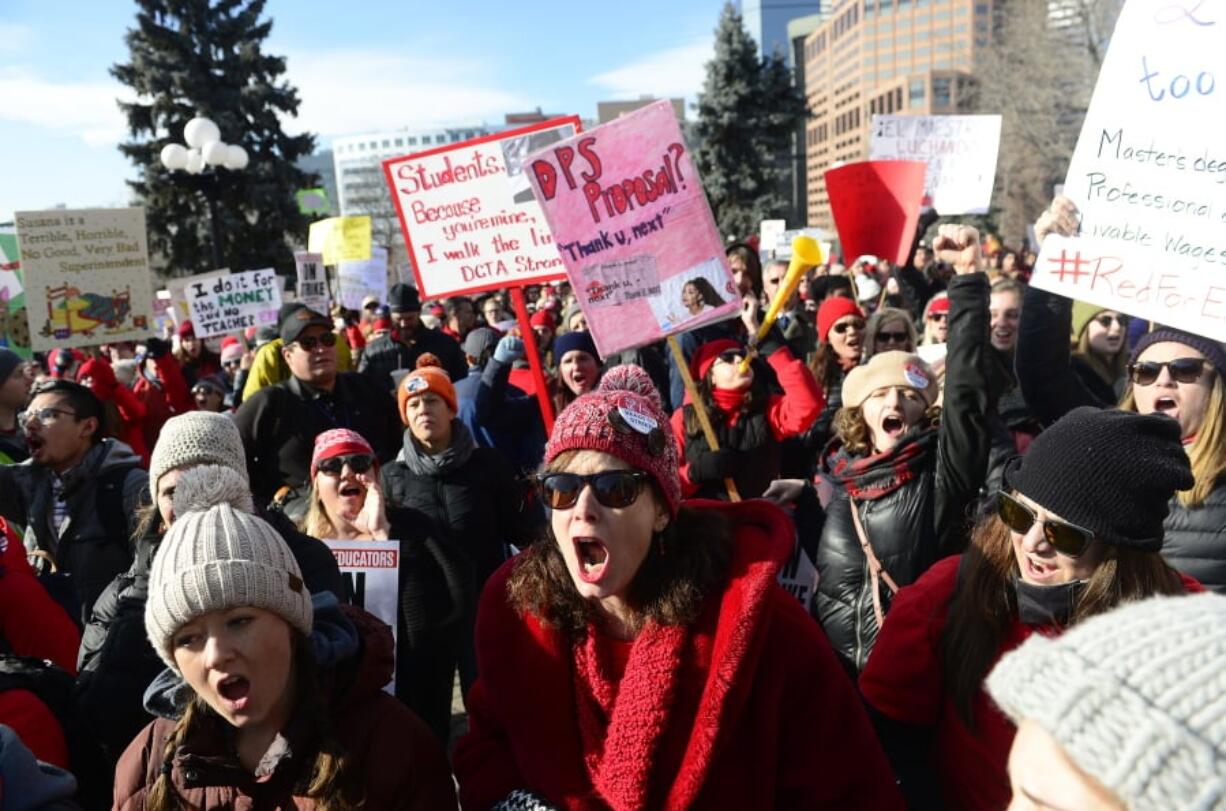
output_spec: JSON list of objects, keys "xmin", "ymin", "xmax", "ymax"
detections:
[
  {"xmin": 816, "ymin": 296, "xmax": 864, "ymax": 343},
  {"xmin": 397, "ymin": 353, "xmax": 457, "ymax": 423}
]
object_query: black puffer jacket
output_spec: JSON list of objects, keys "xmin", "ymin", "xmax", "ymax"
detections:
[
  {"xmin": 811, "ymin": 272, "xmax": 991, "ymax": 674},
  {"xmin": 1162, "ymin": 483, "xmax": 1226, "ymax": 592}
]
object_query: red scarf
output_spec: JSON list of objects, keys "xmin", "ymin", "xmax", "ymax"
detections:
[{"xmin": 710, "ymin": 388, "xmax": 747, "ymax": 427}]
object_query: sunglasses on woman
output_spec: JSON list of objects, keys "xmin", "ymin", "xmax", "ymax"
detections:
[
  {"xmin": 876, "ymin": 330, "xmax": 908, "ymax": 343},
  {"xmin": 317, "ymin": 453, "xmax": 375, "ymax": 476},
  {"xmin": 1093, "ymin": 314, "xmax": 1128, "ymax": 328},
  {"xmin": 832, "ymin": 319, "xmax": 865, "ymax": 335},
  {"xmin": 294, "ymin": 332, "xmax": 338, "ymax": 352},
  {"xmin": 1126, "ymin": 358, "xmax": 1210, "ymax": 386},
  {"xmin": 927, "ymin": 312, "xmax": 947, "ymax": 323},
  {"xmin": 716, "ymin": 349, "xmax": 746, "ymax": 365},
  {"xmin": 536, "ymin": 470, "xmax": 649, "ymax": 510},
  {"xmin": 997, "ymin": 491, "xmax": 1094, "ymax": 558}
]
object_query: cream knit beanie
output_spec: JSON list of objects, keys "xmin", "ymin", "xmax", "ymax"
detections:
[
  {"xmin": 148, "ymin": 411, "xmax": 248, "ymax": 501},
  {"xmin": 144, "ymin": 465, "xmax": 313, "ymax": 671},
  {"xmin": 987, "ymin": 593, "xmax": 1226, "ymax": 811}
]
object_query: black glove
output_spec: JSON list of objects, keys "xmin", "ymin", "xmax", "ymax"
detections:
[
  {"xmin": 758, "ymin": 323, "xmax": 788, "ymax": 359},
  {"xmin": 688, "ymin": 447, "xmax": 741, "ymax": 483},
  {"xmin": 145, "ymin": 337, "xmax": 170, "ymax": 359}
]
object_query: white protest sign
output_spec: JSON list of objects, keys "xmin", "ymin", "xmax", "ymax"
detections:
[
  {"xmin": 759, "ymin": 219, "xmax": 786, "ymax": 259},
  {"xmin": 383, "ymin": 117, "xmax": 580, "ymax": 299},
  {"xmin": 869, "ymin": 114, "xmax": 1001, "ymax": 215},
  {"xmin": 294, "ymin": 251, "xmax": 330, "ymax": 313},
  {"xmin": 1033, "ymin": 1, "xmax": 1226, "ymax": 340},
  {"xmin": 323, "ymin": 540, "xmax": 401, "ymax": 693},
  {"xmin": 777, "ymin": 540, "xmax": 818, "ymax": 608},
  {"xmin": 337, "ymin": 246, "xmax": 388, "ymax": 310},
  {"xmin": 185, "ymin": 268, "xmax": 282, "ymax": 338},
  {"xmin": 167, "ymin": 268, "xmax": 229, "ymax": 325}
]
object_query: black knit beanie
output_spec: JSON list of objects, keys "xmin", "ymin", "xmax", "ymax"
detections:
[
  {"xmin": 1004, "ymin": 407, "xmax": 1193, "ymax": 551},
  {"xmin": 0, "ymin": 349, "xmax": 20, "ymax": 384},
  {"xmin": 1129, "ymin": 327, "xmax": 1226, "ymax": 374}
]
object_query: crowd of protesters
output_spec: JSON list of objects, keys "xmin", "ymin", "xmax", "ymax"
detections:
[{"xmin": 0, "ymin": 195, "xmax": 1222, "ymax": 809}]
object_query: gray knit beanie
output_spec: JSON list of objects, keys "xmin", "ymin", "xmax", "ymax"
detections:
[
  {"xmin": 148, "ymin": 411, "xmax": 248, "ymax": 501},
  {"xmin": 145, "ymin": 465, "xmax": 313, "ymax": 671},
  {"xmin": 987, "ymin": 593, "xmax": 1226, "ymax": 810}
]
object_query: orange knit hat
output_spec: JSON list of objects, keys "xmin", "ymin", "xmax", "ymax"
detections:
[{"xmin": 397, "ymin": 354, "xmax": 457, "ymax": 424}]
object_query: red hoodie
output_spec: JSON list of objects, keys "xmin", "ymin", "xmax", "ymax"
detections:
[{"xmin": 77, "ymin": 357, "xmax": 149, "ymax": 465}]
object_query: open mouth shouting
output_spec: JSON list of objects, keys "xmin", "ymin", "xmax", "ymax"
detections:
[
  {"xmin": 573, "ymin": 536, "xmax": 611, "ymax": 584},
  {"xmin": 216, "ymin": 674, "xmax": 252, "ymax": 713},
  {"xmin": 879, "ymin": 413, "xmax": 907, "ymax": 441},
  {"xmin": 1152, "ymin": 395, "xmax": 1180, "ymax": 419}
]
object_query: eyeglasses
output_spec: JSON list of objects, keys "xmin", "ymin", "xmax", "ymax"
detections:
[
  {"xmin": 1093, "ymin": 314, "xmax": 1128, "ymax": 328},
  {"xmin": 191, "ymin": 386, "xmax": 222, "ymax": 398},
  {"xmin": 998, "ymin": 491, "xmax": 1094, "ymax": 558},
  {"xmin": 294, "ymin": 332, "xmax": 337, "ymax": 352},
  {"xmin": 536, "ymin": 470, "xmax": 649, "ymax": 510},
  {"xmin": 832, "ymin": 319, "xmax": 865, "ymax": 335},
  {"xmin": 17, "ymin": 407, "xmax": 77, "ymax": 429},
  {"xmin": 928, "ymin": 312, "xmax": 947, "ymax": 322},
  {"xmin": 1127, "ymin": 358, "xmax": 1210, "ymax": 386},
  {"xmin": 222, "ymin": 359, "xmax": 242, "ymax": 369},
  {"xmin": 317, "ymin": 453, "xmax": 375, "ymax": 476},
  {"xmin": 876, "ymin": 331, "xmax": 909, "ymax": 343}
]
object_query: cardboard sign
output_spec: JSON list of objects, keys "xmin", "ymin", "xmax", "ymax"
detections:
[
  {"xmin": 869, "ymin": 114, "xmax": 1001, "ymax": 215},
  {"xmin": 308, "ymin": 216, "xmax": 372, "ymax": 265},
  {"xmin": 15, "ymin": 207, "xmax": 156, "ymax": 351},
  {"xmin": 294, "ymin": 251, "xmax": 330, "ymax": 313},
  {"xmin": 825, "ymin": 160, "xmax": 927, "ymax": 266},
  {"xmin": 525, "ymin": 100, "xmax": 740, "ymax": 356},
  {"xmin": 337, "ymin": 246, "xmax": 388, "ymax": 310},
  {"xmin": 1032, "ymin": 1, "xmax": 1226, "ymax": 340},
  {"xmin": 185, "ymin": 268, "xmax": 282, "ymax": 338},
  {"xmin": 166, "ymin": 268, "xmax": 229, "ymax": 326},
  {"xmin": 382, "ymin": 117, "xmax": 580, "ymax": 299},
  {"xmin": 0, "ymin": 227, "xmax": 31, "ymax": 359},
  {"xmin": 323, "ymin": 539, "xmax": 401, "ymax": 694}
]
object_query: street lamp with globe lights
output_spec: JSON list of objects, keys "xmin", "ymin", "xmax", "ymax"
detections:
[{"xmin": 160, "ymin": 115, "xmax": 250, "ymax": 269}]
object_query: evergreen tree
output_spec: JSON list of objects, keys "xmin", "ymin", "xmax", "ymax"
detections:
[
  {"xmin": 112, "ymin": 0, "xmax": 317, "ymax": 277},
  {"xmin": 693, "ymin": 3, "xmax": 807, "ymax": 239}
]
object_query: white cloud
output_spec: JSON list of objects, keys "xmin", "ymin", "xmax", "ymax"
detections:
[
  {"xmin": 0, "ymin": 67, "xmax": 129, "ymax": 147},
  {"xmin": 587, "ymin": 40, "xmax": 712, "ymax": 104}
]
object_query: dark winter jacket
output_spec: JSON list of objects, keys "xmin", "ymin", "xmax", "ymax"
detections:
[
  {"xmin": 234, "ymin": 373, "xmax": 402, "ymax": 515},
  {"xmin": 455, "ymin": 358, "xmax": 546, "ymax": 474},
  {"xmin": 811, "ymin": 272, "xmax": 991, "ymax": 674},
  {"xmin": 1157, "ymin": 481, "xmax": 1226, "ymax": 593},
  {"xmin": 112, "ymin": 601, "xmax": 457, "ymax": 811},
  {"xmin": 0, "ymin": 438, "xmax": 147, "ymax": 624},
  {"xmin": 359, "ymin": 328, "xmax": 467, "ymax": 394},
  {"xmin": 0, "ymin": 426, "xmax": 27, "ymax": 465},
  {"xmin": 454, "ymin": 499, "xmax": 905, "ymax": 811}
]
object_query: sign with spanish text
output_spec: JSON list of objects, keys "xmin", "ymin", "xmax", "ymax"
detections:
[
  {"xmin": 185, "ymin": 267, "xmax": 282, "ymax": 338},
  {"xmin": 382, "ymin": 117, "xmax": 580, "ymax": 299},
  {"xmin": 15, "ymin": 207, "xmax": 155, "ymax": 352},
  {"xmin": 869, "ymin": 114, "xmax": 1001, "ymax": 215},
  {"xmin": 825, "ymin": 160, "xmax": 927, "ymax": 266},
  {"xmin": 1033, "ymin": 0, "xmax": 1226, "ymax": 341},
  {"xmin": 308, "ymin": 216, "xmax": 372, "ymax": 265},
  {"xmin": 337, "ymin": 246, "xmax": 388, "ymax": 310},
  {"xmin": 525, "ymin": 100, "xmax": 739, "ymax": 356},
  {"xmin": 294, "ymin": 251, "xmax": 330, "ymax": 313},
  {"xmin": 323, "ymin": 539, "xmax": 401, "ymax": 693}
]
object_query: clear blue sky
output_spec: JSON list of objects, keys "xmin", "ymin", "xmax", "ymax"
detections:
[{"xmin": 1, "ymin": 0, "xmax": 738, "ymax": 221}]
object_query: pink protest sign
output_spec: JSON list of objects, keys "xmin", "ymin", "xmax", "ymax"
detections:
[{"xmin": 525, "ymin": 100, "xmax": 739, "ymax": 356}]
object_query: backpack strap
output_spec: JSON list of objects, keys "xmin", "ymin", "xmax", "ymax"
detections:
[{"xmin": 849, "ymin": 497, "xmax": 901, "ymax": 631}]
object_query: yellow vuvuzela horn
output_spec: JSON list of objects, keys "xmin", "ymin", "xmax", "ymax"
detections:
[{"xmin": 739, "ymin": 235, "xmax": 824, "ymax": 373}]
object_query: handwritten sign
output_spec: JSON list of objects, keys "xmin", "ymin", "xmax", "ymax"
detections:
[
  {"xmin": 14, "ymin": 207, "xmax": 155, "ymax": 351},
  {"xmin": 0, "ymin": 227, "xmax": 31, "ymax": 359},
  {"xmin": 308, "ymin": 216, "xmax": 372, "ymax": 265},
  {"xmin": 382, "ymin": 118, "xmax": 580, "ymax": 299},
  {"xmin": 869, "ymin": 114, "xmax": 1001, "ymax": 215},
  {"xmin": 294, "ymin": 251, "xmax": 330, "ymax": 313},
  {"xmin": 825, "ymin": 160, "xmax": 927, "ymax": 266},
  {"xmin": 337, "ymin": 246, "xmax": 388, "ymax": 310},
  {"xmin": 1033, "ymin": 1, "xmax": 1226, "ymax": 340},
  {"xmin": 166, "ymin": 268, "xmax": 229, "ymax": 326},
  {"xmin": 525, "ymin": 100, "xmax": 739, "ymax": 356},
  {"xmin": 323, "ymin": 539, "xmax": 400, "ymax": 693},
  {"xmin": 185, "ymin": 267, "xmax": 282, "ymax": 338}
]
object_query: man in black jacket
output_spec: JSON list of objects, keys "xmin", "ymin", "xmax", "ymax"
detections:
[
  {"xmin": 358, "ymin": 283, "xmax": 467, "ymax": 392},
  {"xmin": 234, "ymin": 306, "xmax": 401, "ymax": 519}
]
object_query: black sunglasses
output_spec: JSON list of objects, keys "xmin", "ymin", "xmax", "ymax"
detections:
[
  {"xmin": 1127, "ymin": 358, "xmax": 1210, "ymax": 386},
  {"xmin": 536, "ymin": 471, "xmax": 649, "ymax": 510},
  {"xmin": 998, "ymin": 491, "xmax": 1094, "ymax": 558},
  {"xmin": 928, "ymin": 312, "xmax": 947, "ymax": 322},
  {"xmin": 832, "ymin": 319, "xmax": 865, "ymax": 335},
  {"xmin": 1093, "ymin": 314, "xmax": 1128, "ymax": 328},
  {"xmin": 317, "ymin": 453, "xmax": 375, "ymax": 476},
  {"xmin": 716, "ymin": 349, "xmax": 746, "ymax": 365},
  {"xmin": 876, "ymin": 330, "xmax": 908, "ymax": 343},
  {"xmin": 294, "ymin": 332, "xmax": 337, "ymax": 352}
]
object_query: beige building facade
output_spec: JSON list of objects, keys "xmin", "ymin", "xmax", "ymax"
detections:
[{"xmin": 803, "ymin": 0, "xmax": 995, "ymax": 230}]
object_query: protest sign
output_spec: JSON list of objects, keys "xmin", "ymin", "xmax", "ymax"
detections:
[
  {"xmin": 777, "ymin": 542, "xmax": 819, "ymax": 607},
  {"xmin": 294, "ymin": 251, "xmax": 330, "ymax": 313},
  {"xmin": 382, "ymin": 117, "xmax": 581, "ymax": 299},
  {"xmin": 825, "ymin": 160, "xmax": 927, "ymax": 267},
  {"xmin": 0, "ymin": 227, "xmax": 31, "ymax": 359},
  {"xmin": 337, "ymin": 246, "xmax": 388, "ymax": 310},
  {"xmin": 525, "ymin": 100, "xmax": 740, "ymax": 356},
  {"xmin": 869, "ymin": 114, "xmax": 1001, "ymax": 215},
  {"xmin": 185, "ymin": 268, "xmax": 282, "ymax": 338},
  {"xmin": 323, "ymin": 539, "xmax": 401, "ymax": 693},
  {"xmin": 166, "ymin": 268, "xmax": 229, "ymax": 326},
  {"xmin": 759, "ymin": 219, "xmax": 786, "ymax": 260},
  {"xmin": 1032, "ymin": 1, "xmax": 1226, "ymax": 341},
  {"xmin": 773, "ymin": 227, "xmax": 831, "ymax": 263},
  {"xmin": 296, "ymin": 188, "xmax": 331, "ymax": 216},
  {"xmin": 308, "ymin": 216, "xmax": 372, "ymax": 265},
  {"xmin": 15, "ymin": 207, "xmax": 155, "ymax": 352}
]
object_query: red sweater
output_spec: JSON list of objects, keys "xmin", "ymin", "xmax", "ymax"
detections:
[
  {"xmin": 455, "ymin": 499, "xmax": 902, "ymax": 811},
  {"xmin": 859, "ymin": 555, "xmax": 1201, "ymax": 811}
]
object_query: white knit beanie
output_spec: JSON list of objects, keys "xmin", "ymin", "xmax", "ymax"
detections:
[
  {"xmin": 987, "ymin": 593, "xmax": 1226, "ymax": 811},
  {"xmin": 144, "ymin": 465, "xmax": 313, "ymax": 671},
  {"xmin": 148, "ymin": 411, "xmax": 248, "ymax": 502}
]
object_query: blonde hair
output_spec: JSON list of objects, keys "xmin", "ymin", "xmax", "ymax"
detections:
[
  {"xmin": 1073, "ymin": 328, "xmax": 1128, "ymax": 389},
  {"xmin": 862, "ymin": 308, "xmax": 918, "ymax": 359},
  {"xmin": 299, "ymin": 480, "xmax": 338, "ymax": 539}
]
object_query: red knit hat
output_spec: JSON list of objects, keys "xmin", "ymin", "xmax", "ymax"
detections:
[
  {"xmin": 530, "ymin": 309, "xmax": 556, "ymax": 330},
  {"xmin": 689, "ymin": 338, "xmax": 743, "ymax": 383},
  {"xmin": 177, "ymin": 320, "xmax": 196, "ymax": 338},
  {"xmin": 544, "ymin": 365, "xmax": 681, "ymax": 516},
  {"xmin": 76, "ymin": 357, "xmax": 118, "ymax": 400},
  {"xmin": 817, "ymin": 297, "xmax": 864, "ymax": 342},
  {"xmin": 397, "ymin": 354, "xmax": 457, "ymax": 423},
  {"xmin": 310, "ymin": 428, "xmax": 376, "ymax": 478},
  {"xmin": 926, "ymin": 294, "xmax": 951, "ymax": 316}
]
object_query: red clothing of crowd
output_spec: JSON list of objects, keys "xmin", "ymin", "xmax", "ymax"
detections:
[{"xmin": 76, "ymin": 357, "xmax": 151, "ymax": 466}]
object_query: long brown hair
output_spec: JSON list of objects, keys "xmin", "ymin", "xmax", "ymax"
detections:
[
  {"xmin": 940, "ymin": 510, "xmax": 1184, "ymax": 723},
  {"xmin": 810, "ymin": 342, "xmax": 851, "ymax": 395},
  {"xmin": 507, "ymin": 453, "xmax": 734, "ymax": 637},
  {"xmin": 681, "ymin": 361, "xmax": 769, "ymax": 438},
  {"xmin": 146, "ymin": 633, "xmax": 362, "ymax": 810}
]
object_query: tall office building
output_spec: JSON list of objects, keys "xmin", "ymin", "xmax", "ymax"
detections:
[
  {"xmin": 741, "ymin": 1, "xmax": 821, "ymax": 63},
  {"xmin": 803, "ymin": 0, "xmax": 995, "ymax": 231}
]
